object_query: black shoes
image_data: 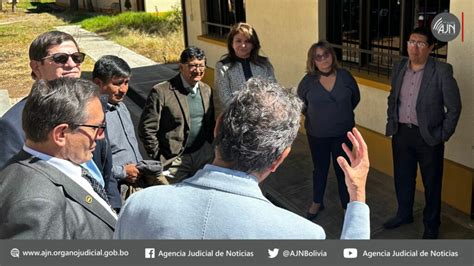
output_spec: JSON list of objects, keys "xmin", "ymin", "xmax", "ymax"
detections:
[
  {"xmin": 422, "ymin": 229, "xmax": 439, "ymax": 239},
  {"xmin": 306, "ymin": 205, "xmax": 325, "ymax": 220},
  {"xmin": 383, "ymin": 216, "xmax": 414, "ymax": 229}
]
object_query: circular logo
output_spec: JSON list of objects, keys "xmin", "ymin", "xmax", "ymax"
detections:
[
  {"xmin": 85, "ymin": 195, "xmax": 93, "ymax": 204},
  {"xmin": 431, "ymin": 13, "xmax": 460, "ymax": 42}
]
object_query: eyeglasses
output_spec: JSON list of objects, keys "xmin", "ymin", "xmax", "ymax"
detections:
[
  {"xmin": 73, "ymin": 122, "xmax": 106, "ymax": 137},
  {"xmin": 407, "ymin": 40, "xmax": 428, "ymax": 48},
  {"xmin": 42, "ymin": 52, "xmax": 86, "ymax": 64},
  {"xmin": 314, "ymin": 51, "xmax": 330, "ymax": 62},
  {"xmin": 185, "ymin": 63, "xmax": 206, "ymax": 71}
]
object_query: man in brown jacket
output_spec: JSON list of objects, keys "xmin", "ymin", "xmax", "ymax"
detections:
[{"xmin": 138, "ymin": 46, "xmax": 215, "ymax": 183}]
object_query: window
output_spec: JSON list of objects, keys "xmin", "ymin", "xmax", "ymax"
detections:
[
  {"xmin": 204, "ymin": 0, "xmax": 246, "ymax": 39},
  {"xmin": 327, "ymin": 0, "xmax": 450, "ymax": 78}
]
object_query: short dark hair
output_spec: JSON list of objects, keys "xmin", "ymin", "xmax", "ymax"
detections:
[
  {"xmin": 410, "ymin": 27, "xmax": 436, "ymax": 46},
  {"xmin": 28, "ymin": 31, "xmax": 79, "ymax": 79},
  {"xmin": 29, "ymin": 31, "xmax": 79, "ymax": 61},
  {"xmin": 92, "ymin": 55, "xmax": 132, "ymax": 83},
  {"xmin": 179, "ymin": 46, "xmax": 206, "ymax": 64},
  {"xmin": 23, "ymin": 78, "xmax": 100, "ymax": 142}
]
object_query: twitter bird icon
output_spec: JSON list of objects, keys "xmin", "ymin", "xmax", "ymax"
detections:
[{"xmin": 268, "ymin": 248, "xmax": 279, "ymax": 258}]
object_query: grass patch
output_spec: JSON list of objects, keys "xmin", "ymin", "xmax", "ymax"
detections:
[
  {"xmin": 81, "ymin": 9, "xmax": 184, "ymax": 63},
  {"xmin": 16, "ymin": 0, "xmax": 56, "ymax": 10},
  {"xmin": 1, "ymin": 3, "xmax": 183, "ymax": 99},
  {"xmin": 0, "ymin": 10, "xmax": 94, "ymax": 98},
  {"xmin": 111, "ymin": 28, "xmax": 184, "ymax": 63},
  {"xmin": 81, "ymin": 10, "xmax": 182, "ymax": 35}
]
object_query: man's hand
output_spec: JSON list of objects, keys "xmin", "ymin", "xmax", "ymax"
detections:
[
  {"xmin": 124, "ymin": 164, "xmax": 140, "ymax": 183},
  {"xmin": 337, "ymin": 127, "xmax": 370, "ymax": 203}
]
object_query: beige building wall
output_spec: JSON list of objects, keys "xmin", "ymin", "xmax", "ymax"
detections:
[
  {"xmin": 184, "ymin": 0, "xmax": 318, "ymax": 89},
  {"xmin": 144, "ymin": 0, "xmax": 179, "ymax": 12},
  {"xmin": 184, "ymin": 0, "xmax": 472, "ymax": 169},
  {"xmin": 56, "ymin": 0, "xmax": 179, "ymax": 12},
  {"xmin": 183, "ymin": 1, "xmax": 473, "ymax": 213},
  {"xmin": 56, "ymin": 0, "xmax": 138, "ymax": 12},
  {"xmin": 183, "ymin": 0, "xmax": 227, "ymax": 65},
  {"xmin": 245, "ymin": 0, "xmax": 319, "ymax": 88},
  {"xmin": 339, "ymin": 2, "xmax": 474, "ymax": 169},
  {"xmin": 446, "ymin": 1, "xmax": 473, "ymax": 168}
]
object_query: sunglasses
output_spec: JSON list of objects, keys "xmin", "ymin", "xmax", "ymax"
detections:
[
  {"xmin": 42, "ymin": 52, "xmax": 86, "ymax": 64},
  {"xmin": 314, "ymin": 51, "xmax": 330, "ymax": 62}
]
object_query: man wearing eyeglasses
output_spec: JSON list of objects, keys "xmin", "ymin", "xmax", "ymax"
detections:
[
  {"xmin": 0, "ymin": 31, "xmax": 120, "ymax": 212},
  {"xmin": 139, "ymin": 46, "xmax": 215, "ymax": 183},
  {"xmin": 0, "ymin": 78, "xmax": 116, "ymax": 239},
  {"xmin": 384, "ymin": 27, "xmax": 462, "ymax": 239}
]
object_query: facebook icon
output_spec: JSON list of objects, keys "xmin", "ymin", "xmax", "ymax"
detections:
[{"xmin": 145, "ymin": 248, "xmax": 155, "ymax": 258}]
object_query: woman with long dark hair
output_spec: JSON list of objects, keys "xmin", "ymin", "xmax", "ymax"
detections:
[{"xmin": 215, "ymin": 22, "xmax": 276, "ymax": 108}]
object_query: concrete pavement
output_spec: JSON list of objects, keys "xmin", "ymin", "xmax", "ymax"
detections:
[
  {"xmin": 56, "ymin": 25, "xmax": 157, "ymax": 68},
  {"xmin": 0, "ymin": 90, "xmax": 10, "ymax": 117}
]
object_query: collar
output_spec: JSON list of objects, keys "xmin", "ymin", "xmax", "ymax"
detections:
[
  {"xmin": 408, "ymin": 60, "xmax": 427, "ymax": 73},
  {"xmin": 106, "ymin": 101, "xmax": 123, "ymax": 112},
  {"xmin": 23, "ymin": 145, "xmax": 82, "ymax": 179},
  {"xmin": 180, "ymin": 74, "xmax": 199, "ymax": 94},
  {"xmin": 183, "ymin": 164, "xmax": 269, "ymax": 202},
  {"xmin": 22, "ymin": 145, "xmax": 117, "ymax": 219}
]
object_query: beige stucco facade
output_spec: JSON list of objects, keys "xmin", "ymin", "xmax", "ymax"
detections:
[
  {"xmin": 447, "ymin": 0, "xmax": 473, "ymax": 168},
  {"xmin": 56, "ymin": 0, "xmax": 179, "ymax": 12},
  {"xmin": 183, "ymin": 0, "xmax": 473, "ymax": 213}
]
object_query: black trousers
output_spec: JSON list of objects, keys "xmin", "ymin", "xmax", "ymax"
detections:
[
  {"xmin": 307, "ymin": 134, "xmax": 351, "ymax": 209},
  {"xmin": 392, "ymin": 123, "xmax": 444, "ymax": 231}
]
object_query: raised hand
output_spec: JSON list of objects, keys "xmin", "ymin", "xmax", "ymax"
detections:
[{"xmin": 336, "ymin": 127, "xmax": 370, "ymax": 203}]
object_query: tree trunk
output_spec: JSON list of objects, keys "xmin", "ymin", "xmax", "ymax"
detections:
[
  {"xmin": 70, "ymin": 0, "xmax": 79, "ymax": 11},
  {"xmin": 12, "ymin": 0, "xmax": 17, "ymax": 12}
]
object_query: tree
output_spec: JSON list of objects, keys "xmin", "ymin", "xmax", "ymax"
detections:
[{"xmin": 124, "ymin": 0, "xmax": 131, "ymax": 11}]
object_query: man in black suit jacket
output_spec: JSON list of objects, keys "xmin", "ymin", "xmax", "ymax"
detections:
[
  {"xmin": 0, "ymin": 78, "xmax": 116, "ymax": 239},
  {"xmin": 0, "ymin": 31, "xmax": 120, "ymax": 210},
  {"xmin": 384, "ymin": 27, "xmax": 462, "ymax": 239}
]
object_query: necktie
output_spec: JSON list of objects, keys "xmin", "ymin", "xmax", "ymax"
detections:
[{"xmin": 81, "ymin": 168, "xmax": 110, "ymax": 205}]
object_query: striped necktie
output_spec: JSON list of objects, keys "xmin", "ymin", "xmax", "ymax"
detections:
[{"xmin": 81, "ymin": 168, "xmax": 110, "ymax": 205}]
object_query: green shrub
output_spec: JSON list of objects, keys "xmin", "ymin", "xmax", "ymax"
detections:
[{"xmin": 80, "ymin": 10, "xmax": 182, "ymax": 35}]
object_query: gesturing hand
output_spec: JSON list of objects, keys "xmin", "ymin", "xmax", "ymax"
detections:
[{"xmin": 336, "ymin": 127, "xmax": 370, "ymax": 203}]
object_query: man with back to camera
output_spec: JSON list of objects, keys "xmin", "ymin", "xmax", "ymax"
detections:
[
  {"xmin": 115, "ymin": 78, "xmax": 370, "ymax": 239},
  {"xmin": 138, "ymin": 46, "xmax": 215, "ymax": 183},
  {"xmin": 0, "ymin": 31, "xmax": 120, "ymax": 209},
  {"xmin": 384, "ymin": 27, "xmax": 462, "ymax": 239},
  {"xmin": 0, "ymin": 78, "xmax": 116, "ymax": 239}
]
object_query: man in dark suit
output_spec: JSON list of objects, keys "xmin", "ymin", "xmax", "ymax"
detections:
[
  {"xmin": 0, "ymin": 31, "xmax": 120, "ymax": 210},
  {"xmin": 384, "ymin": 27, "xmax": 462, "ymax": 239},
  {"xmin": 0, "ymin": 78, "xmax": 116, "ymax": 239},
  {"xmin": 139, "ymin": 46, "xmax": 215, "ymax": 183}
]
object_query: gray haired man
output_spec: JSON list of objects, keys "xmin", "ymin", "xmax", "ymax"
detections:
[
  {"xmin": 0, "ymin": 78, "xmax": 116, "ymax": 239},
  {"xmin": 115, "ymin": 78, "xmax": 370, "ymax": 239}
]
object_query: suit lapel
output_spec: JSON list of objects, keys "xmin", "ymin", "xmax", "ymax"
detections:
[
  {"xmin": 416, "ymin": 57, "xmax": 435, "ymax": 106},
  {"xmin": 394, "ymin": 59, "xmax": 408, "ymax": 99},
  {"xmin": 19, "ymin": 151, "xmax": 117, "ymax": 229},
  {"xmin": 199, "ymin": 81, "xmax": 210, "ymax": 112},
  {"xmin": 171, "ymin": 75, "xmax": 190, "ymax": 126}
]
